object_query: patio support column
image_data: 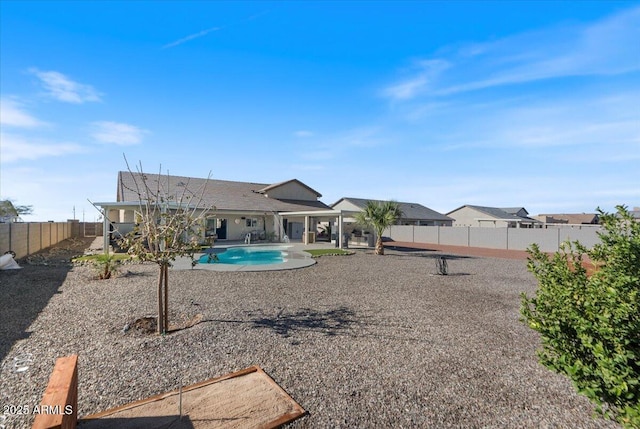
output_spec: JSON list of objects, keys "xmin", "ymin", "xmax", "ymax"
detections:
[
  {"xmin": 103, "ymin": 207, "xmax": 109, "ymax": 255},
  {"xmin": 304, "ymin": 215, "xmax": 310, "ymax": 245},
  {"xmin": 338, "ymin": 213, "xmax": 344, "ymax": 248}
]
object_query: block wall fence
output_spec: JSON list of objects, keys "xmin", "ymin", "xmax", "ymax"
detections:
[
  {"xmin": 384, "ymin": 225, "xmax": 602, "ymax": 253},
  {"xmin": 0, "ymin": 221, "xmax": 102, "ymax": 259}
]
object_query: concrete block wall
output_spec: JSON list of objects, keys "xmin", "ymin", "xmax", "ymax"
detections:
[
  {"xmin": 507, "ymin": 228, "xmax": 559, "ymax": 252},
  {"xmin": 0, "ymin": 221, "xmax": 98, "ymax": 259},
  {"xmin": 470, "ymin": 227, "xmax": 507, "ymax": 249},
  {"xmin": 384, "ymin": 225, "xmax": 602, "ymax": 253},
  {"xmin": 439, "ymin": 227, "xmax": 470, "ymax": 246},
  {"xmin": 413, "ymin": 226, "xmax": 439, "ymax": 244}
]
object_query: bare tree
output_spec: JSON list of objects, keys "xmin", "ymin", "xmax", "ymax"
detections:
[{"xmin": 119, "ymin": 158, "xmax": 214, "ymax": 334}]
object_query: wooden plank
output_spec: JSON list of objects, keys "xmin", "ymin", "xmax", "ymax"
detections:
[
  {"xmin": 32, "ymin": 355, "xmax": 78, "ymax": 429},
  {"xmin": 80, "ymin": 365, "xmax": 306, "ymax": 428}
]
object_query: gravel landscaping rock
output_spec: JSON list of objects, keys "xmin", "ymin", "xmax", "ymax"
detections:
[{"xmin": 0, "ymin": 244, "xmax": 620, "ymax": 428}]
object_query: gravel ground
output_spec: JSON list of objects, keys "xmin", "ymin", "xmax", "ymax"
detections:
[{"xmin": 0, "ymin": 243, "xmax": 620, "ymax": 428}]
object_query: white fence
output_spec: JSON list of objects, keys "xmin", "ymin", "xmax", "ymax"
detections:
[{"xmin": 385, "ymin": 225, "xmax": 602, "ymax": 252}]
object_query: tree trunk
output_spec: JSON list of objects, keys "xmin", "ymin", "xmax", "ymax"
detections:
[
  {"xmin": 157, "ymin": 266, "xmax": 165, "ymax": 334},
  {"xmin": 375, "ymin": 236, "xmax": 384, "ymax": 255},
  {"xmin": 163, "ymin": 263, "xmax": 169, "ymax": 333}
]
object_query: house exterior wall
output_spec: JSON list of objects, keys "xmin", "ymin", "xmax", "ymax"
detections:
[
  {"xmin": 449, "ymin": 207, "xmax": 494, "ymax": 227},
  {"xmin": 332, "ymin": 200, "xmax": 362, "ymax": 212},
  {"xmin": 263, "ymin": 182, "xmax": 317, "ymax": 201}
]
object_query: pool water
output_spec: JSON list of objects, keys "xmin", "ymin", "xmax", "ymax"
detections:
[{"xmin": 198, "ymin": 247, "xmax": 286, "ymax": 265}]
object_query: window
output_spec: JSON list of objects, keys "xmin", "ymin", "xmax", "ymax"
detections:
[{"xmin": 246, "ymin": 218, "xmax": 257, "ymax": 228}]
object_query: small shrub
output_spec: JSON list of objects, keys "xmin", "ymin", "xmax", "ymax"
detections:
[
  {"xmin": 521, "ymin": 206, "xmax": 640, "ymax": 427},
  {"xmin": 92, "ymin": 253, "xmax": 122, "ymax": 279}
]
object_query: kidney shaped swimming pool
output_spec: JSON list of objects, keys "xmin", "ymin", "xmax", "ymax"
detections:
[{"xmin": 198, "ymin": 246, "xmax": 285, "ymax": 266}]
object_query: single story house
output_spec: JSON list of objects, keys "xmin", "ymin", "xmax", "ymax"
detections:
[
  {"xmin": 95, "ymin": 172, "xmax": 353, "ymax": 249},
  {"xmin": 533, "ymin": 213, "xmax": 599, "ymax": 225},
  {"xmin": 447, "ymin": 205, "xmax": 542, "ymax": 228},
  {"xmin": 330, "ymin": 197, "xmax": 453, "ymax": 246},
  {"xmin": 0, "ymin": 200, "xmax": 20, "ymax": 223},
  {"xmin": 332, "ymin": 197, "xmax": 453, "ymax": 226}
]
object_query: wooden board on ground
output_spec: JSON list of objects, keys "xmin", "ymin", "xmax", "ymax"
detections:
[{"xmin": 78, "ymin": 366, "xmax": 305, "ymax": 429}]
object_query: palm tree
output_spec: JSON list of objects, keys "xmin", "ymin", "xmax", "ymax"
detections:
[{"xmin": 354, "ymin": 200, "xmax": 402, "ymax": 255}]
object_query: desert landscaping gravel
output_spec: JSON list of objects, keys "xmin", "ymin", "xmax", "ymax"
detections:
[{"xmin": 0, "ymin": 242, "xmax": 620, "ymax": 428}]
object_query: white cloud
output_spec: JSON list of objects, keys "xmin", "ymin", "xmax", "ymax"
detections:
[
  {"xmin": 163, "ymin": 27, "xmax": 221, "ymax": 49},
  {"xmin": 0, "ymin": 98, "xmax": 47, "ymax": 128},
  {"xmin": 90, "ymin": 121, "xmax": 149, "ymax": 145},
  {"xmin": 435, "ymin": 91, "xmax": 640, "ymax": 151},
  {"xmin": 30, "ymin": 68, "xmax": 102, "ymax": 103},
  {"xmin": 382, "ymin": 60, "xmax": 450, "ymax": 101},
  {"xmin": 293, "ymin": 130, "xmax": 314, "ymax": 137},
  {"xmin": 383, "ymin": 5, "xmax": 640, "ymax": 99},
  {"xmin": 0, "ymin": 132, "xmax": 85, "ymax": 163}
]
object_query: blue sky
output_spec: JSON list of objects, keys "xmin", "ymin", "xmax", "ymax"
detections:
[{"xmin": 1, "ymin": 1, "xmax": 638, "ymax": 221}]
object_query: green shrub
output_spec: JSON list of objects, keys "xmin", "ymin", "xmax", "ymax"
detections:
[
  {"xmin": 92, "ymin": 253, "xmax": 123, "ymax": 279},
  {"xmin": 521, "ymin": 206, "xmax": 640, "ymax": 427}
]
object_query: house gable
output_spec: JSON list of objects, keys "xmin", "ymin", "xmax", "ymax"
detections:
[
  {"xmin": 257, "ymin": 179, "xmax": 321, "ymax": 201},
  {"xmin": 0, "ymin": 200, "xmax": 19, "ymax": 223},
  {"xmin": 331, "ymin": 198, "xmax": 365, "ymax": 213},
  {"xmin": 448, "ymin": 205, "xmax": 541, "ymax": 227}
]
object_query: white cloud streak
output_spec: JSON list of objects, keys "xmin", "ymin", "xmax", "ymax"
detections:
[
  {"xmin": 382, "ymin": 60, "xmax": 450, "ymax": 101},
  {"xmin": 0, "ymin": 98, "xmax": 47, "ymax": 128},
  {"xmin": 383, "ymin": 6, "xmax": 640, "ymax": 99},
  {"xmin": 90, "ymin": 121, "xmax": 149, "ymax": 145},
  {"xmin": 434, "ymin": 91, "xmax": 640, "ymax": 151},
  {"xmin": 163, "ymin": 27, "xmax": 221, "ymax": 49},
  {"xmin": 0, "ymin": 132, "xmax": 85, "ymax": 163},
  {"xmin": 29, "ymin": 68, "xmax": 102, "ymax": 103}
]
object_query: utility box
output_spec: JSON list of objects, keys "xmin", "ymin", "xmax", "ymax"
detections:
[{"xmin": 306, "ymin": 232, "xmax": 316, "ymax": 243}]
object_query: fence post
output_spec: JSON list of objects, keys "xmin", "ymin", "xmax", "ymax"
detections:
[{"xmin": 506, "ymin": 227, "xmax": 509, "ymax": 250}]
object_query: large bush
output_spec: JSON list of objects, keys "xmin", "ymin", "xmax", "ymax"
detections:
[{"xmin": 521, "ymin": 206, "xmax": 640, "ymax": 427}]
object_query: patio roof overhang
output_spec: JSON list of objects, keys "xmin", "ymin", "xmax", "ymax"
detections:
[
  {"xmin": 93, "ymin": 204, "xmax": 356, "ymax": 250},
  {"xmin": 276, "ymin": 209, "xmax": 361, "ymax": 246}
]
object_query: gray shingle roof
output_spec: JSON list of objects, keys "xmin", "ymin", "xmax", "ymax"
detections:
[
  {"xmin": 332, "ymin": 197, "xmax": 453, "ymax": 221},
  {"xmin": 117, "ymin": 172, "xmax": 331, "ymax": 213},
  {"xmin": 449, "ymin": 205, "xmax": 541, "ymax": 223}
]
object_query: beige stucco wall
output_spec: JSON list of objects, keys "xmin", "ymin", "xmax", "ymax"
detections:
[
  {"xmin": 263, "ymin": 181, "xmax": 317, "ymax": 201},
  {"xmin": 449, "ymin": 207, "xmax": 508, "ymax": 227}
]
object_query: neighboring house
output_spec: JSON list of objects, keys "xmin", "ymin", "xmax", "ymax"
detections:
[
  {"xmin": 630, "ymin": 207, "xmax": 640, "ymax": 222},
  {"xmin": 97, "ymin": 172, "xmax": 343, "ymax": 246},
  {"xmin": 447, "ymin": 205, "xmax": 542, "ymax": 228},
  {"xmin": 330, "ymin": 197, "xmax": 453, "ymax": 246},
  {"xmin": 534, "ymin": 213, "xmax": 599, "ymax": 225},
  {"xmin": 332, "ymin": 197, "xmax": 453, "ymax": 226},
  {"xmin": 0, "ymin": 200, "xmax": 20, "ymax": 223}
]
